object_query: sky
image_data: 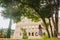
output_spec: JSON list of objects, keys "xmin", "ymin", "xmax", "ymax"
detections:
[
  {"xmin": 0, "ymin": 7, "xmax": 16, "ymax": 30},
  {"xmin": 0, "ymin": 7, "xmax": 60, "ymax": 30}
]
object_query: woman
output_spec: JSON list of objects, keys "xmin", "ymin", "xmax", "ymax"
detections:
[{"xmin": 38, "ymin": 25, "xmax": 43, "ymax": 36}]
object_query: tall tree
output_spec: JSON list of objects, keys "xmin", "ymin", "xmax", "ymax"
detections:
[
  {"xmin": 1, "ymin": 6, "xmax": 24, "ymax": 38},
  {"xmin": 54, "ymin": 0, "xmax": 59, "ymax": 37}
]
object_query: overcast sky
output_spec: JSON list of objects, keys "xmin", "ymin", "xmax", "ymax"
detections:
[
  {"xmin": 0, "ymin": 7, "xmax": 60, "ymax": 30},
  {"xmin": 0, "ymin": 7, "xmax": 16, "ymax": 30}
]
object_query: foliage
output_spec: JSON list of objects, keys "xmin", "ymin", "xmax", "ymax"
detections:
[
  {"xmin": 6, "ymin": 27, "xmax": 11, "ymax": 38},
  {"xmin": 0, "ymin": 29, "xmax": 3, "ymax": 38},
  {"xmin": 0, "ymin": 0, "xmax": 54, "ymax": 22},
  {"xmin": 21, "ymin": 28, "xmax": 28, "ymax": 39},
  {"xmin": 23, "ymin": 7, "xmax": 40, "ymax": 22}
]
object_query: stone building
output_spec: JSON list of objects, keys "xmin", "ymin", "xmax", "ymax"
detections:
[{"xmin": 12, "ymin": 18, "xmax": 46, "ymax": 39}]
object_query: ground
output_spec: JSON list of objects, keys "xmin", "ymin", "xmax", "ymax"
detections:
[{"xmin": 0, "ymin": 38, "xmax": 60, "ymax": 40}]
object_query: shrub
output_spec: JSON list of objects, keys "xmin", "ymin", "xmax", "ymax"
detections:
[{"xmin": 21, "ymin": 28, "xmax": 28, "ymax": 39}]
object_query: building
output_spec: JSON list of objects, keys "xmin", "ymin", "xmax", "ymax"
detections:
[{"xmin": 12, "ymin": 18, "xmax": 46, "ymax": 39}]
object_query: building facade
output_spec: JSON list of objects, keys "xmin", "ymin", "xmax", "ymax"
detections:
[{"xmin": 12, "ymin": 18, "xmax": 46, "ymax": 39}]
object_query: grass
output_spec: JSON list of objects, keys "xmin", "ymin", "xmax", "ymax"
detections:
[
  {"xmin": 0, "ymin": 36, "xmax": 60, "ymax": 40},
  {"xmin": 41, "ymin": 35, "xmax": 60, "ymax": 40}
]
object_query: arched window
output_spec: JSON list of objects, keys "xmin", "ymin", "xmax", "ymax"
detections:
[
  {"xmin": 35, "ymin": 32, "xmax": 38, "ymax": 36},
  {"xmin": 32, "ymin": 32, "xmax": 34, "ymax": 36},
  {"xmin": 20, "ymin": 32, "xmax": 21, "ymax": 36},
  {"xmin": 29, "ymin": 32, "xmax": 30, "ymax": 36}
]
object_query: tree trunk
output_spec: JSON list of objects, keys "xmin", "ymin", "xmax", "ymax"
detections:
[
  {"xmin": 6, "ymin": 19, "xmax": 12, "ymax": 38},
  {"xmin": 54, "ymin": 9, "xmax": 58, "ymax": 37},
  {"xmin": 51, "ymin": 16, "xmax": 55, "ymax": 37},
  {"xmin": 54, "ymin": 10, "xmax": 58, "ymax": 37},
  {"xmin": 54, "ymin": 0, "xmax": 59, "ymax": 37},
  {"xmin": 48, "ymin": 18, "xmax": 54, "ymax": 37},
  {"xmin": 42, "ymin": 18, "xmax": 51, "ymax": 38}
]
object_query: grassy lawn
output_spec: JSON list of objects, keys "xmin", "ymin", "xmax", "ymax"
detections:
[
  {"xmin": 16, "ymin": 38, "xmax": 60, "ymax": 40},
  {"xmin": 28, "ymin": 38, "xmax": 60, "ymax": 40},
  {"xmin": 43, "ymin": 38, "xmax": 60, "ymax": 40}
]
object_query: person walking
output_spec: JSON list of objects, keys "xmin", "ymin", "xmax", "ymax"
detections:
[{"xmin": 38, "ymin": 25, "xmax": 43, "ymax": 36}]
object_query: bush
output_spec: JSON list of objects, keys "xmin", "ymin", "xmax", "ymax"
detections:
[{"xmin": 21, "ymin": 28, "xmax": 28, "ymax": 39}]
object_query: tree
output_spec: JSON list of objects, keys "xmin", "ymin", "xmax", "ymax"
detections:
[
  {"xmin": 1, "ymin": 6, "xmax": 24, "ymax": 38},
  {"xmin": 1, "ymin": 3, "xmax": 25, "ymax": 38},
  {"xmin": 21, "ymin": 0, "xmax": 60, "ymax": 38},
  {"xmin": 21, "ymin": 28, "xmax": 28, "ymax": 39},
  {"xmin": 54, "ymin": 0, "xmax": 59, "ymax": 37},
  {"xmin": 0, "ymin": 29, "xmax": 3, "ymax": 38}
]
